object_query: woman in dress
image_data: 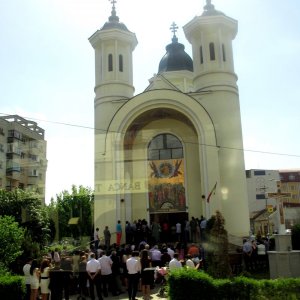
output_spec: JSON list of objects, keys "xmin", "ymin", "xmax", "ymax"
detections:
[
  {"xmin": 30, "ymin": 259, "xmax": 40, "ymax": 300},
  {"xmin": 140, "ymin": 249, "xmax": 152, "ymax": 300},
  {"xmin": 40, "ymin": 259, "xmax": 50, "ymax": 300}
]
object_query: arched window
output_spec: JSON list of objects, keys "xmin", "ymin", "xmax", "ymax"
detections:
[
  {"xmin": 200, "ymin": 46, "xmax": 203, "ymax": 64},
  {"xmin": 108, "ymin": 54, "xmax": 113, "ymax": 72},
  {"xmin": 209, "ymin": 42, "xmax": 215, "ymax": 61},
  {"xmin": 222, "ymin": 44, "xmax": 226, "ymax": 62},
  {"xmin": 148, "ymin": 134, "xmax": 183, "ymax": 160},
  {"xmin": 119, "ymin": 55, "xmax": 123, "ymax": 72}
]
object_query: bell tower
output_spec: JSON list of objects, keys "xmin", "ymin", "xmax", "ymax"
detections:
[{"xmin": 183, "ymin": 0, "xmax": 238, "ymax": 93}]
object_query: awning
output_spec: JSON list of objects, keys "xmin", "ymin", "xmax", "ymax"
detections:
[{"xmin": 68, "ymin": 217, "xmax": 79, "ymax": 225}]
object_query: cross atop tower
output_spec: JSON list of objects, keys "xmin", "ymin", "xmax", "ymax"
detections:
[
  {"xmin": 109, "ymin": 0, "xmax": 117, "ymax": 9},
  {"xmin": 170, "ymin": 22, "xmax": 178, "ymax": 37}
]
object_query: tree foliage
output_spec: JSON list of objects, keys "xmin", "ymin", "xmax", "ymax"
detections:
[
  {"xmin": 206, "ymin": 210, "xmax": 231, "ymax": 278},
  {"xmin": 0, "ymin": 189, "xmax": 52, "ymax": 247},
  {"xmin": 52, "ymin": 185, "xmax": 94, "ymax": 240},
  {"xmin": 0, "ymin": 216, "xmax": 25, "ymax": 269}
]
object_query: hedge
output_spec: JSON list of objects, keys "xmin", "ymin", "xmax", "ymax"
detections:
[
  {"xmin": 168, "ymin": 269, "xmax": 300, "ymax": 300},
  {"xmin": 0, "ymin": 275, "xmax": 25, "ymax": 300}
]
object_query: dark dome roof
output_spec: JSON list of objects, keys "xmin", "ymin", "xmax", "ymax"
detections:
[
  {"xmin": 100, "ymin": 7, "xmax": 129, "ymax": 32},
  {"xmin": 158, "ymin": 36, "xmax": 193, "ymax": 73}
]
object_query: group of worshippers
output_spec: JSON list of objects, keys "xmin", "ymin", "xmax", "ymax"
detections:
[{"xmin": 23, "ymin": 241, "xmax": 204, "ymax": 300}]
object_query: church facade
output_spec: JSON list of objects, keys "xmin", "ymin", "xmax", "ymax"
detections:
[{"xmin": 89, "ymin": 1, "xmax": 250, "ymax": 239}]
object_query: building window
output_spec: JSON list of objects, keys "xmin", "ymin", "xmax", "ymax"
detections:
[
  {"xmin": 108, "ymin": 54, "xmax": 113, "ymax": 71},
  {"xmin": 209, "ymin": 42, "xmax": 215, "ymax": 61},
  {"xmin": 119, "ymin": 54, "xmax": 123, "ymax": 72},
  {"xmin": 222, "ymin": 44, "xmax": 226, "ymax": 61},
  {"xmin": 254, "ymin": 170, "xmax": 266, "ymax": 176},
  {"xmin": 148, "ymin": 134, "xmax": 183, "ymax": 160},
  {"xmin": 200, "ymin": 46, "xmax": 203, "ymax": 64}
]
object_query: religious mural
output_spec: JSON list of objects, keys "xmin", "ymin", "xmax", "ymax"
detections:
[{"xmin": 148, "ymin": 159, "xmax": 186, "ymax": 213}]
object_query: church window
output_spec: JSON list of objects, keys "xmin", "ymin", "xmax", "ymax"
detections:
[
  {"xmin": 148, "ymin": 134, "xmax": 183, "ymax": 160},
  {"xmin": 119, "ymin": 55, "xmax": 123, "ymax": 72},
  {"xmin": 209, "ymin": 42, "xmax": 215, "ymax": 61},
  {"xmin": 200, "ymin": 46, "xmax": 203, "ymax": 64},
  {"xmin": 108, "ymin": 54, "xmax": 113, "ymax": 71},
  {"xmin": 222, "ymin": 44, "xmax": 226, "ymax": 61}
]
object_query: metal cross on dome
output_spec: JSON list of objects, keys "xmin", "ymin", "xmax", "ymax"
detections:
[
  {"xmin": 109, "ymin": 0, "xmax": 117, "ymax": 9},
  {"xmin": 170, "ymin": 22, "xmax": 178, "ymax": 37}
]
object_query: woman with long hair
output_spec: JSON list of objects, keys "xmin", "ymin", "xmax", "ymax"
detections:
[
  {"xmin": 140, "ymin": 249, "xmax": 152, "ymax": 300},
  {"xmin": 40, "ymin": 258, "xmax": 51, "ymax": 300},
  {"xmin": 29, "ymin": 259, "xmax": 40, "ymax": 300}
]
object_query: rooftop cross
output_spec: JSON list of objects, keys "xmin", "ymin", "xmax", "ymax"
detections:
[
  {"xmin": 204, "ymin": 0, "xmax": 215, "ymax": 11},
  {"xmin": 170, "ymin": 22, "xmax": 178, "ymax": 37},
  {"xmin": 109, "ymin": 0, "xmax": 117, "ymax": 9}
]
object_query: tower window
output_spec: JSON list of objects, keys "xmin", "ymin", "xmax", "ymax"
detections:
[
  {"xmin": 222, "ymin": 44, "xmax": 226, "ymax": 62},
  {"xmin": 108, "ymin": 54, "xmax": 113, "ymax": 72},
  {"xmin": 200, "ymin": 46, "xmax": 203, "ymax": 64},
  {"xmin": 119, "ymin": 54, "xmax": 123, "ymax": 72},
  {"xmin": 209, "ymin": 42, "xmax": 215, "ymax": 61}
]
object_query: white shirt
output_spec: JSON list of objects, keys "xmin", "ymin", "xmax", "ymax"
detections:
[
  {"xmin": 86, "ymin": 258, "xmax": 101, "ymax": 273},
  {"xmin": 167, "ymin": 248, "xmax": 174, "ymax": 259},
  {"xmin": 126, "ymin": 257, "xmax": 141, "ymax": 274},
  {"xmin": 185, "ymin": 259, "xmax": 195, "ymax": 268},
  {"xmin": 98, "ymin": 255, "xmax": 112, "ymax": 275},
  {"xmin": 169, "ymin": 258, "xmax": 182, "ymax": 271},
  {"xmin": 176, "ymin": 223, "xmax": 182, "ymax": 233},
  {"xmin": 23, "ymin": 263, "xmax": 31, "ymax": 284}
]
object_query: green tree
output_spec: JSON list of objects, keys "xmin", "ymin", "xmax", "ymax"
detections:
[
  {"xmin": 0, "ymin": 216, "xmax": 25, "ymax": 269},
  {"xmin": 0, "ymin": 189, "xmax": 52, "ymax": 247},
  {"xmin": 206, "ymin": 210, "xmax": 231, "ymax": 278},
  {"xmin": 53, "ymin": 185, "xmax": 94, "ymax": 240}
]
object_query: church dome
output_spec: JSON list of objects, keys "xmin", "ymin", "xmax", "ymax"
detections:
[
  {"xmin": 100, "ymin": 4, "xmax": 129, "ymax": 32},
  {"xmin": 158, "ymin": 35, "xmax": 193, "ymax": 74}
]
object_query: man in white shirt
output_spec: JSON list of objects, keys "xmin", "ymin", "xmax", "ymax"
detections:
[
  {"xmin": 98, "ymin": 251, "xmax": 118, "ymax": 297},
  {"xmin": 126, "ymin": 251, "xmax": 141, "ymax": 300},
  {"xmin": 86, "ymin": 253, "xmax": 103, "ymax": 300},
  {"xmin": 169, "ymin": 253, "xmax": 182, "ymax": 271},
  {"xmin": 23, "ymin": 257, "xmax": 32, "ymax": 300},
  {"xmin": 167, "ymin": 244, "xmax": 175, "ymax": 259}
]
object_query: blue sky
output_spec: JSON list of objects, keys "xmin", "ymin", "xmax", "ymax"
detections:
[{"xmin": 1, "ymin": 0, "xmax": 300, "ymax": 203}]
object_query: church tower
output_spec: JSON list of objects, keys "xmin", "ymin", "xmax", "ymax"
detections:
[{"xmin": 183, "ymin": 0, "xmax": 250, "ymax": 238}]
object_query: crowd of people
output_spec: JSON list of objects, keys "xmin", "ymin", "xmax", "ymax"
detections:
[{"xmin": 23, "ymin": 216, "xmax": 207, "ymax": 300}]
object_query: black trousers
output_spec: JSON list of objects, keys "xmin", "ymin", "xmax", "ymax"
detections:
[
  {"xmin": 88, "ymin": 273, "xmax": 103, "ymax": 300},
  {"xmin": 127, "ymin": 273, "xmax": 140, "ymax": 300}
]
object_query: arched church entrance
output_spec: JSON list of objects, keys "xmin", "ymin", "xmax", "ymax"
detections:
[{"xmin": 147, "ymin": 134, "xmax": 188, "ymax": 229}]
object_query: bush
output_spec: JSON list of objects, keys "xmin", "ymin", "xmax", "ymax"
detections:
[
  {"xmin": 168, "ymin": 269, "xmax": 300, "ymax": 300},
  {"xmin": 0, "ymin": 274, "xmax": 25, "ymax": 300}
]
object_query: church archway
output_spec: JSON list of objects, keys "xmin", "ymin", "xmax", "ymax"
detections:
[{"xmin": 147, "ymin": 133, "xmax": 188, "ymax": 226}]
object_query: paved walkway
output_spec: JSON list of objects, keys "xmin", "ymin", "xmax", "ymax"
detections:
[{"xmin": 69, "ymin": 284, "xmax": 168, "ymax": 300}]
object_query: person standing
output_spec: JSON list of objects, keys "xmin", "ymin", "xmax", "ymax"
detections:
[
  {"xmin": 103, "ymin": 226, "xmax": 111, "ymax": 250},
  {"xmin": 40, "ymin": 259, "xmax": 50, "ymax": 300},
  {"xmin": 23, "ymin": 257, "xmax": 32, "ymax": 300},
  {"xmin": 169, "ymin": 253, "xmax": 182, "ymax": 271},
  {"xmin": 94, "ymin": 227, "xmax": 100, "ymax": 250},
  {"xmin": 98, "ymin": 250, "xmax": 118, "ymax": 297},
  {"xmin": 126, "ymin": 251, "xmax": 141, "ymax": 300},
  {"xmin": 49, "ymin": 261, "xmax": 64, "ymax": 300},
  {"xmin": 29, "ymin": 259, "xmax": 40, "ymax": 300},
  {"xmin": 140, "ymin": 249, "xmax": 152, "ymax": 300},
  {"xmin": 176, "ymin": 222, "xmax": 182, "ymax": 242},
  {"xmin": 116, "ymin": 220, "xmax": 122, "ymax": 246},
  {"xmin": 86, "ymin": 253, "xmax": 103, "ymax": 300}
]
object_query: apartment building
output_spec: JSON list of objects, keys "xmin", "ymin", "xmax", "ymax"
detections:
[{"xmin": 0, "ymin": 115, "xmax": 47, "ymax": 204}]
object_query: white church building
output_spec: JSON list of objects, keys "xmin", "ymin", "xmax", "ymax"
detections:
[{"xmin": 89, "ymin": 1, "xmax": 250, "ymax": 240}]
